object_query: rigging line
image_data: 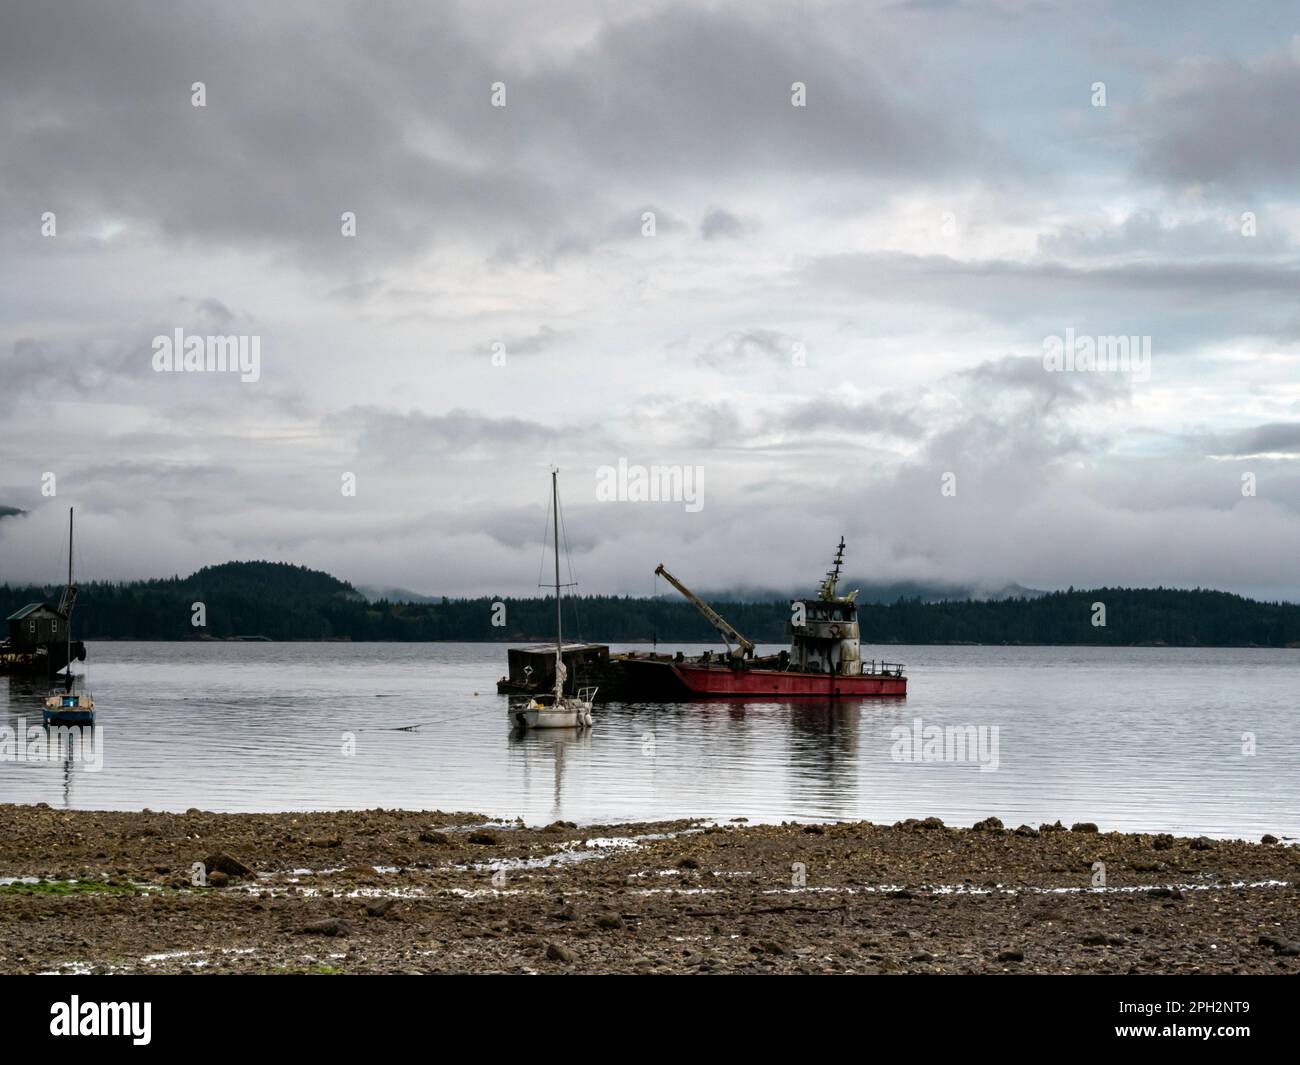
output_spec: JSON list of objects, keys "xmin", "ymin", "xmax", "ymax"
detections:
[
  {"xmin": 556, "ymin": 479, "xmax": 582, "ymax": 643},
  {"xmin": 535, "ymin": 479, "xmax": 553, "ymax": 597},
  {"xmin": 357, "ymin": 719, "xmax": 441, "ymax": 732},
  {"xmin": 652, "ymin": 568, "xmax": 658, "ymax": 650},
  {"xmin": 52, "ymin": 521, "xmax": 69, "ymax": 594}
]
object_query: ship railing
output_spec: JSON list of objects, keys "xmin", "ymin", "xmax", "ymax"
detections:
[{"xmin": 863, "ymin": 660, "xmax": 906, "ymax": 677}]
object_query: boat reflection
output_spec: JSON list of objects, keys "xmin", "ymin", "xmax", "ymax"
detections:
[
  {"xmin": 5, "ymin": 674, "xmax": 97, "ymax": 809},
  {"xmin": 507, "ymin": 716, "xmax": 592, "ymax": 822}
]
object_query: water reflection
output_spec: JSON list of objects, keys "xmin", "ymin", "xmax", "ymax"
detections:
[
  {"xmin": 508, "ymin": 724, "xmax": 592, "ymax": 824},
  {"xmin": 0, "ymin": 643, "xmax": 1296, "ymax": 838},
  {"xmin": 4, "ymin": 675, "xmax": 88, "ymax": 809}
]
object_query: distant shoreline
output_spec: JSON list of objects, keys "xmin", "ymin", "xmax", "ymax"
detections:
[
  {"xmin": 80, "ymin": 637, "xmax": 1300, "ymax": 649},
  {"xmin": 7, "ymin": 562, "xmax": 1299, "ymax": 646}
]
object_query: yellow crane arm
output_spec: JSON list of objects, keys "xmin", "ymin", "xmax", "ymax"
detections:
[{"xmin": 655, "ymin": 563, "xmax": 755, "ymax": 658}]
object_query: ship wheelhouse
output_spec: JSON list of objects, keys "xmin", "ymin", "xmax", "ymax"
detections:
[
  {"xmin": 786, "ymin": 538, "xmax": 864, "ymax": 677},
  {"xmin": 788, "ymin": 596, "xmax": 863, "ymax": 676}
]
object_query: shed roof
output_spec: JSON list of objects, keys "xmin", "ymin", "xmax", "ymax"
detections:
[
  {"xmin": 511, "ymin": 643, "xmax": 608, "ymax": 654},
  {"xmin": 6, "ymin": 602, "xmax": 62, "ymax": 621}
]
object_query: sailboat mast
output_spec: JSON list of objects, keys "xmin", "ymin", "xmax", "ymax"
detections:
[
  {"xmin": 66, "ymin": 507, "xmax": 73, "ymax": 685},
  {"xmin": 553, "ymin": 470, "xmax": 562, "ymax": 696}
]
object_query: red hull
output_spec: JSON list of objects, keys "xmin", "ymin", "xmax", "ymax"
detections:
[{"xmin": 671, "ymin": 664, "xmax": 906, "ymax": 698}]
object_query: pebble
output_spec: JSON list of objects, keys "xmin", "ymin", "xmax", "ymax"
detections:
[
  {"xmin": 545, "ymin": 941, "xmax": 576, "ymax": 963},
  {"xmin": 300, "ymin": 918, "xmax": 351, "ymax": 937}
]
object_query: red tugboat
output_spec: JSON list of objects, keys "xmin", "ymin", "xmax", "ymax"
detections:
[{"xmin": 631, "ymin": 539, "xmax": 906, "ymax": 698}]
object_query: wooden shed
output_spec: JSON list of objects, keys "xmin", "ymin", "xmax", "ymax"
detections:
[
  {"xmin": 500, "ymin": 643, "xmax": 610, "ymax": 693},
  {"xmin": 6, "ymin": 603, "xmax": 66, "ymax": 648}
]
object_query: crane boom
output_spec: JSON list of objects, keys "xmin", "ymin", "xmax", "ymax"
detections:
[{"xmin": 655, "ymin": 563, "xmax": 755, "ymax": 658}]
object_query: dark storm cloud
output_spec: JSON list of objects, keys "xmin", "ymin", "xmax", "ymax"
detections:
[
  {"xmin": 779, "ymin": 396, "xmax": 925, "ymax": 440},
  {"xmin": 0, "ymin": 2, "xmax": 990, "ymax": 268},
  {"xmin": 0, "ymin": 298, "xmax": 280, "ymax": 412},
  {"xmin": 1204, "ymin": 422, "xmax": 1300, "ymax": 458},
  {"xmin": 957, "ymin": 354, "xmax": 1131, "ymax": 409},
  {"xmin": 1131, "ymin": 45, "xmax": 1300, "ymax": 191},
  {"xmin": 325, "ymin": 406, "xmax": 594, "ymax": 459},
  {"xmin": 915, "ymin": 359, "xmax": 1118, "ymax": 493},
  {"xmin": 700, "ymin": 209, "xmax": 751, "ymax": 240},
  {"xmin": 808, "ymin": 251, "xmax": 1300, "ymax": 306},
  {"xmin": 804, "ymin": 251, "xmax": 1300, "ymax": 350},
  {"xmin": 0, "ymin": 335, "xmax": 146, "ymax": 410},
  {"xmin": 0, "ymin": 3, "xmax": 574, "ymax": 262},
  {"xmin": 497, "ymin": 7, "xmax": 987, "ymax": 179}
]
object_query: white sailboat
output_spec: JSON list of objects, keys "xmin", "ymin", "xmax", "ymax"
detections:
[{"xmin": 512, "ymin": 471, "xmax": 596, "ymax": 730}]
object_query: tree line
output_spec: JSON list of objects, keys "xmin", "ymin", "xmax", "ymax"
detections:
[{"xmin": 2, "ymin": 561, "xmax": 1297, "ymax": 647}]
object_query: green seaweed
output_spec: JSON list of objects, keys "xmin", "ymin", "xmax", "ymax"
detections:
[{"xmin": 0, "ymin": 878, "xmax": 140, "ymax": 897}]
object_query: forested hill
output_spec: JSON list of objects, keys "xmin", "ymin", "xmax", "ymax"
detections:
[{"xmin": 2, "ymin": 561, "xmax": 1298, "ymax": 647}]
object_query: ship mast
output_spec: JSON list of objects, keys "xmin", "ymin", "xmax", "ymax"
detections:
[
  {"xmin": 64, "ymin": 507, "xmax": 74, "ymax": 689},
  {"xmin": 820, "ymin": 536, "xmax": 846, "ymax": 601},
  {"xmin": 552, "ymin": 470, "xmax": 563, "ymax": 699}
]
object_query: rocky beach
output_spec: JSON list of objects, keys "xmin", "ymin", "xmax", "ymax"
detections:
[{"xmin": 1, "ymin": 804, "xmax": 1297, "ymax": 975}]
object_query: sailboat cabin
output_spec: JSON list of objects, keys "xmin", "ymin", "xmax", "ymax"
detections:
[{"xmin": 6, "ymin": 603, "xmax": 66, "ymax": 648}]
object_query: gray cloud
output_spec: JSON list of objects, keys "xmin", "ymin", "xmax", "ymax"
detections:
[
  {"xmin": 779, "ymin": 395, "xmax": 925, "ymax": 440},
  {"xmin": 1203, "ymin": 422, "xmax": 1300, "ymax": 458},
  {"xmin": 1037, "ymin": 211, "xmax": 1292, "ymax": 260},
  {"xmin": 325, "ymin": 407, "xmax": 571, "ymax": 460},
  {"xmin": 500, "ymin": 325, "xmax": 568, "ymax": 357},
  {"xmin": 694, "ymin": 329, "xmax": 803, "ymax": 368},
  {"xmin": 1131, "ymin": 45, "xmax": 1300, "ymax": 191},
  {"xmin": 957, "ymin": 353, "xmax": 1132, "ymax": 410},
  {"xmin": 0, "ymin": 2, "xmax": 991, "ymax": 270},
  {"xmin": 700, "ymin": 209, "xmax": 751, "ymax": 240},
  {"xmin": 0, "ymin": 3, "xmax": 1297, "ymax": 600}
]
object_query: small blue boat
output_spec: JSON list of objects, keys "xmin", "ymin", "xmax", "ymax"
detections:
[{"xmin": 44, "ymin": 690, "xmax": 95, "ymax": 726}]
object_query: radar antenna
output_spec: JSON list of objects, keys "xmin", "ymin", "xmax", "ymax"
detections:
[{"xmin": 819, "ymin": 537, "xmax": 847, "ymax": 601}]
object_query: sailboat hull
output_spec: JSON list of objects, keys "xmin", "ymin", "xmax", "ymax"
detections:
[
  {"xmin": 43, "ymin": 693, "xmax": 95, "ymax": 725},
  {"xmin": 514, "ymin": 709, "xmax": 589, "ymax": 729},
  {"xmin": 43, "ymin": 708, "xmax": 94, "ymax": 725},
  {"xmin": 512, "ymin": 697, "xmax": 594, "ymax": 730}
]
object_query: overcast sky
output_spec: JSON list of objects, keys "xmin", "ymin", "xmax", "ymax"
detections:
[{"xmin": 1, "ymin": 1, "xmax": 1297, "ymax": 600}]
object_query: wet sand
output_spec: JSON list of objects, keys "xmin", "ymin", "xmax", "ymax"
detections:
[{"xmin": 1, "ymin": 804, "xmax": 1297, "ymax": 974}]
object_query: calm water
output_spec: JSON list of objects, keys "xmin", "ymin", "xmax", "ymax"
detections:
[{"xmin": 1, "ymin": 642, "xmax": 1295, "ymax": 838}]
